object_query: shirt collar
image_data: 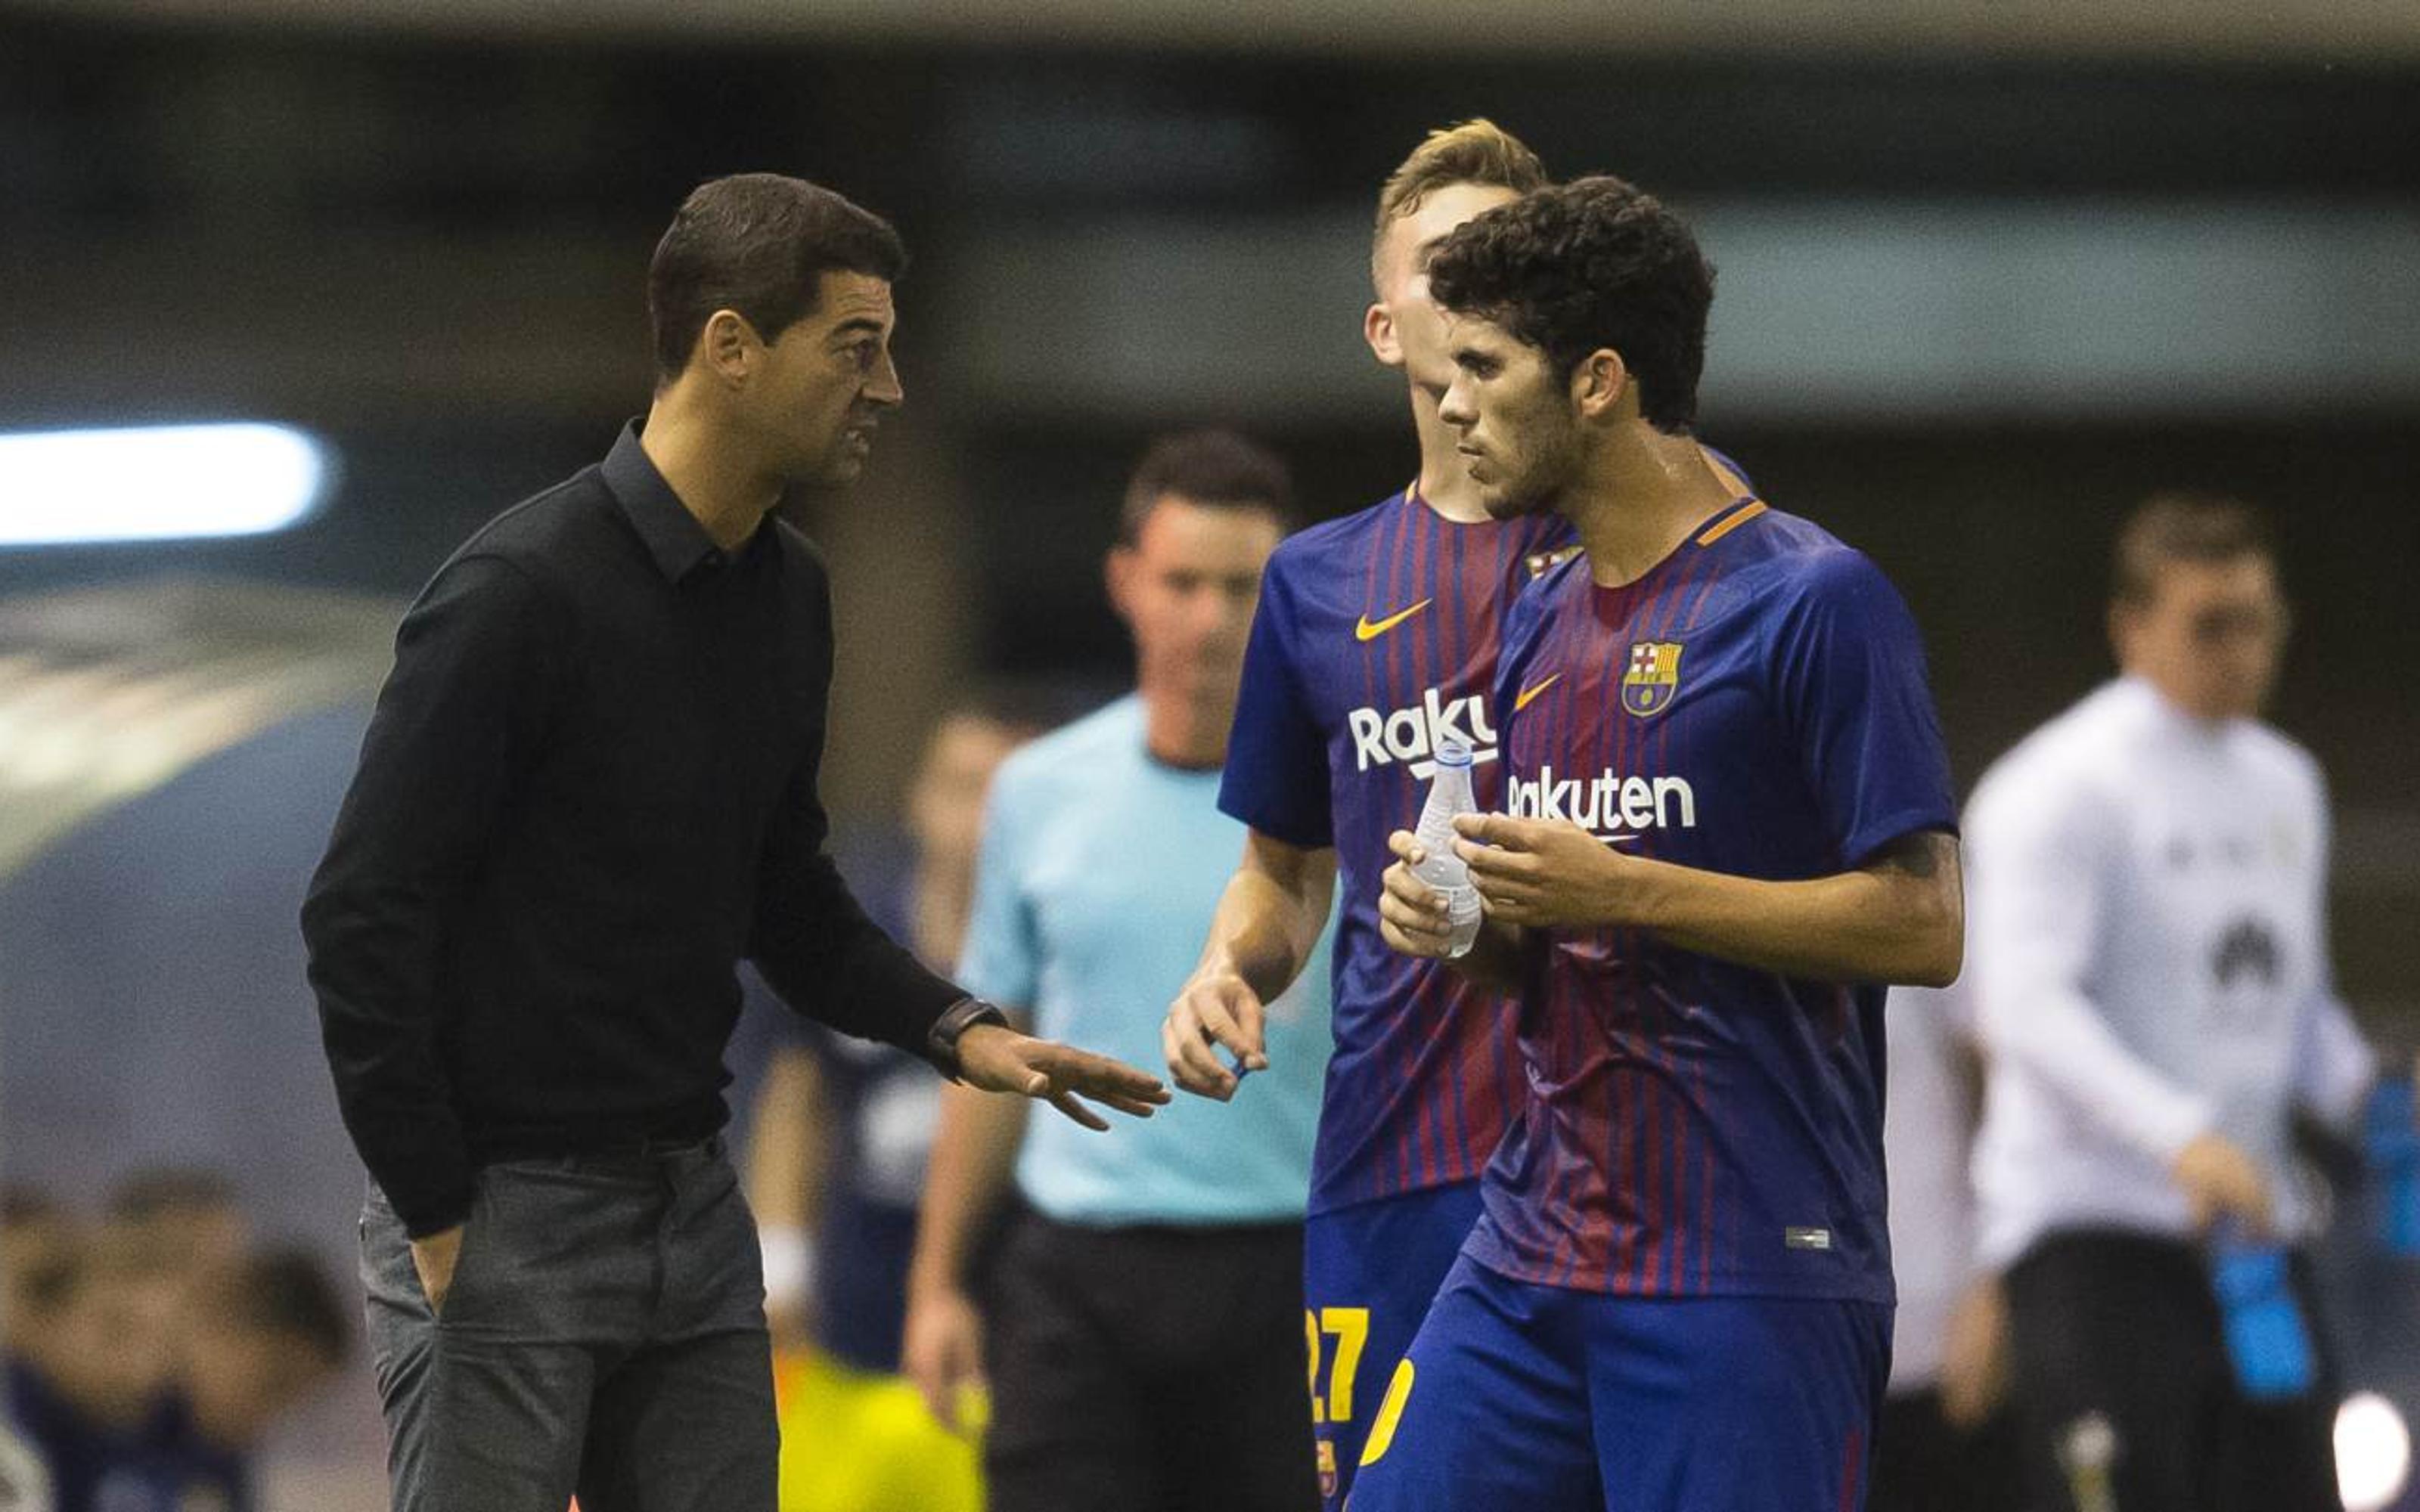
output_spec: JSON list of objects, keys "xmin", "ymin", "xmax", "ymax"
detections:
[{"xmin": 601, "ymin": 420, "xmax": 734, "ymax": 584}]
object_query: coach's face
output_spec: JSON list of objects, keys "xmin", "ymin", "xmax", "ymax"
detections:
[
  {"xmin": 746, "ymin": 270, "xmax": 903, "ymax": 488},
  {"xmin": 2114, "ymin": 553, "xmax": 2288, "ymax": 722},
  {"xmin": 1437, "ymin": 312, "xmax": 1582, "ymax": 519},
  {"xmin": 1367, "ymin": 181, "xmax": 1523, "ymax": 395}
]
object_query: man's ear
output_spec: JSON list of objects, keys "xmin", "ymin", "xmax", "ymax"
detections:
[
  {"xmin": 1571, "ymin": 349, "xmax": 1630, "ymax": 420},
  {"xmin": 2108, "ymin": 600, "xmax": 2139, "ymax": 671},
  {"xmin": 700, "ymin": 308, "xmax": 760, "ymax": 385},
  {"xmin": 1105, "ymin": 544, "xmax": 1137, "ymax": 627},
  {"xmin": 1365, "ymin": 302, "xmax": 1404, "ymax": 367}
]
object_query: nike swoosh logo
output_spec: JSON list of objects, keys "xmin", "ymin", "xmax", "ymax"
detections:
[
  {"xmin": 1354, "ymin": 599, "xmax": 1433, "ymax": 642},
  {"xmin": 1513, "ymin": 674, "xmax": 1562, "ymax": 711}
]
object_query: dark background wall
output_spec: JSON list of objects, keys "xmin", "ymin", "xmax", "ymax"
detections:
[{"xmin": 7, "ymin": 10, "xmax": 2412, "ymax": 1012}]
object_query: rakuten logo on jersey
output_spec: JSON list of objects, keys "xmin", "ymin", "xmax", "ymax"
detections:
[
  {"xmin": 1506, "ymin": 764, "xmax": 1698, "ymax": 842},
  {"xmin": 1347, "ymin": 689, "xmax": 1497, "ymax": 778}
]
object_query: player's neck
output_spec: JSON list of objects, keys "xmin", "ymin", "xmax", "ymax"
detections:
[
  {"xmin": 1567, "ymin": 425, "xmax": 1741, "ymax": 588},
  {"xmin": 1409, "ymin": 386, "xmax": 1494, "ymax": 524},
  {"xmin": 640, "ymin": 392, "xmax": 783, "ymax": 551}
]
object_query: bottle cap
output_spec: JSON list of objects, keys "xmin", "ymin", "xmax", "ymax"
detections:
[{"xmin": 1432, "ymin": 738, "xmax": 1473, "ymax": 769}]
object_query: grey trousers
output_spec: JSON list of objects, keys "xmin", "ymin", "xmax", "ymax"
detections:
[{"xmin": 358, "ymin": 1141, "xmax": 777, "ymax": 1512}]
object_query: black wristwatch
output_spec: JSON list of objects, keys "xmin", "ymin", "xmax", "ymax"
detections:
[{"xmin": 926, "ymin": 996, "xmax": 1010, "ymax": 1082}]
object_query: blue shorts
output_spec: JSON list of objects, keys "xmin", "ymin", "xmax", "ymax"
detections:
[
  {"xmin": 1302, "ymin": 1182, "xmax": 1486, "ymax": 1511},
  {"xmin": 1348, "ymin": 1254, "xmax": 1891, "ymax": 1512}
]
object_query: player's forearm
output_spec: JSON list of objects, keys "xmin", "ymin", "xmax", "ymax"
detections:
[
  {"xmin": 1630, "ymin": 833, "xmax": 1962, "ymax": 987},
  {"xmin": 907, "ymin": 1079, "xmax": 1028, "ymax": 1297},
  {"xmin": 1193, "ymin": 834, "xmax": 1336, "ymax": 1005}
]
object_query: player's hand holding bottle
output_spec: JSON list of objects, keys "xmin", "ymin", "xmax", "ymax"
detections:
[
  {"xmin": 1379, "ymin": 830, "xmax": 1463, "ymax": 959},
  {"xmin": 1450, "ymin": 812, "xmax": 1648, "ymax": 930}
]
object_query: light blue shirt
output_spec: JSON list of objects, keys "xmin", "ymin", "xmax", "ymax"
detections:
[{"xmin": 958, "ymin": 696, "xmax": 1333, "ymax": 1225}]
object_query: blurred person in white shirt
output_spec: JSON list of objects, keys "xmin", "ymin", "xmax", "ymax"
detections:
[{"xmin": 1966, "ymin": 492, "xmax": 2392, "ymax": 1512}]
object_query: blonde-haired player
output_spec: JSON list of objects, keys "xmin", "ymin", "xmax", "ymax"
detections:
[{"xmin": 1163, "ymin": 122, "xmax": 1747, "ymax": 1510}]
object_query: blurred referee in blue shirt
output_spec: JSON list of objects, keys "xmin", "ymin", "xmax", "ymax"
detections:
[{"xmin": 903, "ymin": 432, "xmax": 1333, "ymax": 1512}]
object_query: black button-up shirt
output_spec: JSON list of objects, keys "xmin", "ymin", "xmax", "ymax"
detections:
[{"xmin": 303, "ymin": 423, "xmax": 962, "ymax": 1236}]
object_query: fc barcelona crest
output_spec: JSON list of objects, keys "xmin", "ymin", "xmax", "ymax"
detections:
[{"xmin": 1621, "ymin": 641, "xmax": 1684, "ymax": 717}]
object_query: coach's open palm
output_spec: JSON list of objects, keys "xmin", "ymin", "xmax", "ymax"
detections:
[{"xmin": 954, "ymin": 1023, "xmax": 1170, "ymax": 1129}]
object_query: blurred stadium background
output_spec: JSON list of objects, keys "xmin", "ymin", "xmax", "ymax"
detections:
[{"xmin": 1, "ymin": 1, "xmax": 2415, "ymax": 1506}]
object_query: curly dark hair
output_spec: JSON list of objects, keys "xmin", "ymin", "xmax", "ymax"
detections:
[{"xmin": 1426, "ymin": 175, "xmax": 1714, "ymax": 432}]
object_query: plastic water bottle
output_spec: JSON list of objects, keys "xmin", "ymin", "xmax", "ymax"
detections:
[
  {"xmin": 1413, "ymin": 739, "xmax": 1484, "ymax": 959},
  {"xmin": 2207, "ymin": 1221, "xmax": 2316, "ymax": 1400},
  {"xmin": 2366, "ymin": 1076, "xmax": 2420, "ymax": 1256}
]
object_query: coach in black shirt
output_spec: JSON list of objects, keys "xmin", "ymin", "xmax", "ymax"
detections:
[{"xmin": 302, "ymin": 173, "xmax": 1165, "ymax": 1512}]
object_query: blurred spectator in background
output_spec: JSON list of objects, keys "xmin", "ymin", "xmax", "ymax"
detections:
[
  {"xmin": 2, "ymin": 1209, "xmax": 340, "ymax": 1512},
  {"xmin": 104, "ymin": 1172, "xmax": 247, "ymax": 1280},
  {"xmin": 174, "ymin": 1249, "xmax": 351, "ymax": 1473},
  {"xmin": 1870, "ymin": 984, "xmax": 2022, "ymax": 1512},
  {"xmin": 742, "ymin": 692, "xmax": 1053, "ymax": 1512},
  {"xmin": 8, "ymin": 1225, "xmax": 183, "ymax": 1450},
  {"xmin": 746, "ymin": 694, "xmax": 1053, "ymax": 1365},
  {"xmin": 905, "ymin": 431, "xmax": 1332, "ymax": 1512},
  {"xmin": 1, "ymin": 1189, "xmax": 76, "ymax": 1359},
  {"xmin": 1967, "ymin": 492, "xmax": 2394, "ymax": 1511}
]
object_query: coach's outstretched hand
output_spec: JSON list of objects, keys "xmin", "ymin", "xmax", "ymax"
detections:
[{"xmin": 954, "ymin": 1023, "xmax": 1171, "ymax": 1130}]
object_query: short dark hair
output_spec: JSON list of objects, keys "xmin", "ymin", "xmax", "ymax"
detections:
[
  {"xmin": 1, "ymin": 1183, "xmax": 65, "ymax": 1228},
  {"xmin": 1426, "ymin": 175, "xmax": 1715, "ymax": 432},
  {"xmin": 648, "ymin": 173, "xmax": 908, "ymax": 381},
  {"xmin": 107, "ymin": 1167, "xmax": 239, "ymax": 1224},
  {"xmin": 210, "ymin": 1248, "xmax": 355, "ymax": 1366},
  {"xmin": 1118, "ymin": 430, "xmax": 1295, "ymax": 545},
  {"xmin": 939, "ymin": 682, "xmax": 1087, "ymax": 741},
  {"xmin": 2113, "ymin": 491, "xmax": 2276, "ymax": 607}
]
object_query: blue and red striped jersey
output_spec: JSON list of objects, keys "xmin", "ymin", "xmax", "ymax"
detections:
[
  {"xmin": 1467, "ymin": 497, "xmax": 1956, "ymax": 1300},
  {"xmin": 1221, "ymin": 485, "xmax": 1575, "ymax": 1214}
]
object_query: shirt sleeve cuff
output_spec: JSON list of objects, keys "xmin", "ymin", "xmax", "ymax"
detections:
[
  {"xmin": 387, "ymin": 1174, "xmax": 476, "ymax": 1239},
  {"xmin": 2131, "ymin": 1092, "xmax": 2218, "ymax": 1165},
  {"xmin": 923, "ymin": 996, "xmax": 1010, "ymax": 1081}
]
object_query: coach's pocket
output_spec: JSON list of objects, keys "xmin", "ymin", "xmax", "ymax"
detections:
[{"xmin": 427, "ymin": 1177, "xmax": 495, "ymax": 1325}]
